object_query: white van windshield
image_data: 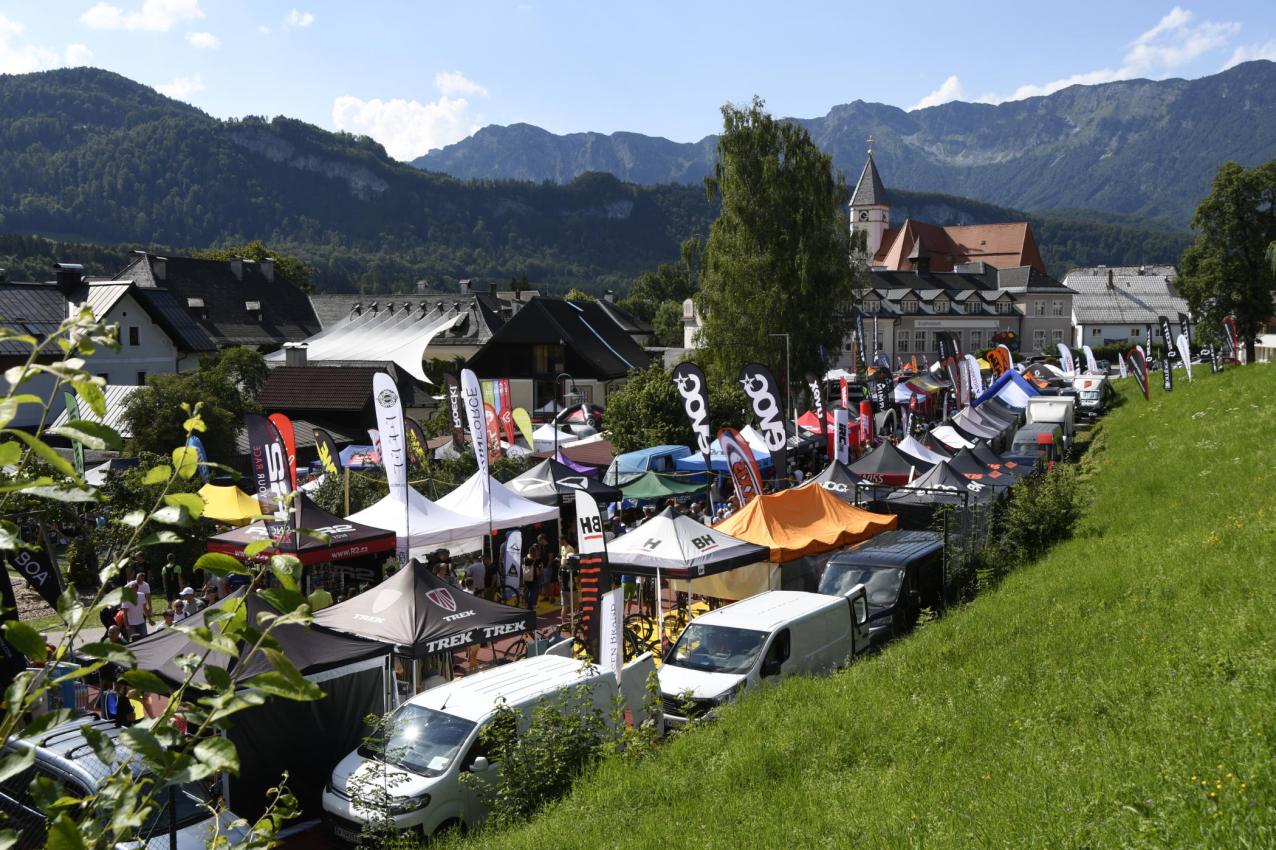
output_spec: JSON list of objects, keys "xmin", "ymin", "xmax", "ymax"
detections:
[
  {"xmin": 820, "ymin": 565, "xmax": 905, "ymax": 606},
  {"xmin": 359, "ymin": 705, "xmax": 476, "ymax": 777},
  {"xmin": 666, "ymin": 623, "xmax": 768, "ymax": 675}
]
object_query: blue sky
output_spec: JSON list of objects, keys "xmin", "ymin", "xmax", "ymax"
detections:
[{"xmin": 2, "ymin": 1, "xmax": 1274, "ymax": 161}]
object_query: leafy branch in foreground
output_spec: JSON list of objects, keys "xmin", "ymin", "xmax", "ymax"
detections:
[{"xmin": 0, "ymin": 310, "xmax": 326, "ymax": 849}]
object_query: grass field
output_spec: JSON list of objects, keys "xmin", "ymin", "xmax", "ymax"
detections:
[{"xmin": 477, "ymin": 364, "xmax": 1276, "ymax": 849}]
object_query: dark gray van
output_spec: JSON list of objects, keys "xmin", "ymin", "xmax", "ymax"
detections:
[{"xmin": 817, "ymin": 530, "xmax": 944, "ymax": 647}]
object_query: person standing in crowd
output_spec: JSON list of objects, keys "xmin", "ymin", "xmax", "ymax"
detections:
[
  {"xmin": 106, "ymin": 624, "xmax": 127, "ymax": 645},
  {"xmin": 180, "ymin": 587, "xmax": 199, "ymax": 614},
  {"xmin": 172, "ymin": 599, "xmax": 188, "ymax": 622},
  {"xmin": 522, "ymin": 555, "xmax": 540, "ymax": 617},
  {"xmin": 309, "ymin": 584, "xmax": 333, "ymax": 610},
  {"xmin": 120, "ymin": 576, "xmax": 150, "ymax": 638},
  {"xmin": 161, "ymin": 554, "xmax": 181, "ymax": 603},
  {"xmin": 132, "ymin": 568, "xmax": 153, "ymax": 622},
  {"xmin": 466, "ymin": 554, "xmax": 486, "ymax": 597},
  {"xmin": 158, "ymin": 609, "xmax": 175, "ymax": 630},
  {"xmin": 201, "ymin": 585, "xmax": 219, "ymax": 611}
]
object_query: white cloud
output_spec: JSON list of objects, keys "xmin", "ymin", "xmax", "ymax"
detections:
[
  {"xmin": 0, "ymin": 15, "xmax": 95, "ymax": 73},
  {"xmin": 332, "ymin": 71, "xmax": 490, "ymax": 160},
  {"xmin": 333, "ymin": 95, "xmax": 479, "ymax": 160},
  {"xmin": 155, "ymin": 73, "xmax": 205, "ymax": 100},
  {"xmin": 1221, "ymin": 38, "xmax": 1276, "ymax": 70},
  {"xmin": 80, "ymin": 0, "xmax": 203, "ymax": 31},
  {"xmin": 282, "ymin": 9, "xmax": 314, "ymax": 29},
  {"xmin": 257, "ymin": 24, "xmax": 270, "ymax": 34},
  {"xmin": 909, "ymin": 74, "xmax": 964, "ymax": 111},
  {"xmin": 435, "ymin": 71, "xmax": 488, "ymax": 97},
  {"xmin": 64, "ymin": 43, "xmax": 94, "ymax": 65},
  {"xmin": 186, "ymin": 30, "xmax": 218, "ymax": 49},
  {"xmin": 982, "ymin": 6, "xmax": 1241, "ymax": 103}
]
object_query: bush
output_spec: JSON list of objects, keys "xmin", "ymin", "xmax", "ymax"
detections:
[{"xmin": 980, "ymin": 464, "xmax": 1085, "ymax": 587}]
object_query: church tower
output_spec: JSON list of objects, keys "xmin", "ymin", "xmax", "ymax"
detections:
[{"xmin": 850, "ymin": 137, "xmax": 890, "ymax": 261}]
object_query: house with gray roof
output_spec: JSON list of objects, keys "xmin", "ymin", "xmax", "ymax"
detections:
[{"xmin": 1063, "ymin": 265, "xmax": 1189, "ymax": 348}]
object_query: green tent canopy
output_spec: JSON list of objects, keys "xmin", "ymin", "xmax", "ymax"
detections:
[{"xmin": 621, "ymin": 470, "xmax": 706, "ymax": 501}]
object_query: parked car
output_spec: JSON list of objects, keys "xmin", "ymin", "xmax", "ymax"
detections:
[
  {"xmin": 1011, "ymin": 423, "xmax": 1066, "ymax": 468},
  {"xmin": 323, "ymin": 654, "xmax": 652, "ymax": 842},
  {"xmin": 0, "ymin": 718, "xmax": 245, "ymax": 850},
  {"xmin": 817, "ymin": 530, "xmax": 945, "ymax": 648},
  {"xmin": 1072, "ymin": 375, "xmax": 1115, "ymax": 419},
  {"xmin": 659, "ymin": 589, "xmax": 870, "ymax": 726}
]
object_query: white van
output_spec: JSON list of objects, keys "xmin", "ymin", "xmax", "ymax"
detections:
[
  {"xmin": 323, "ymin": 654, "xmax": 654, "ymax": 841},
  {"xmin": 659, "ymin": 589, "xmax": 869, "ymax": 725}
]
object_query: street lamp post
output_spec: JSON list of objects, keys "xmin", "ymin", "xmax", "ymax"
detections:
[
  {"xmin": 767, "ymin": 333, "xmax": 793, "ymax": 432},
  {"xmin": 553, "ymin": 371, "xmax": 574, "ymax": 458}
]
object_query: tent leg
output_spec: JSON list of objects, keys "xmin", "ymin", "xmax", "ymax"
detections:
[{"xmin": 655, "ymin": 565, "xmax": 663, "ymax": 654}]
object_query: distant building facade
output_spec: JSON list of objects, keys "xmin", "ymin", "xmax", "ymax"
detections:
[{"xmin": 1064, "ymin": 265, "xmax": 1189, "ymax": 348}]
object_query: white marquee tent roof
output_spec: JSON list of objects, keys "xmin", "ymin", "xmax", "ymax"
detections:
[
  {"xmin": 436, "ymin": 471, "xmax": 560, "ymax": 531},
  {"xmin": 347, "ymin": 486, "xmax": 489, "ymax": 558}
]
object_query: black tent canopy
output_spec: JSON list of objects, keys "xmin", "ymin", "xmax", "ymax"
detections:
[
  {"xmin": 797, "ymin": 460, "xmax": 863, "ymax": 504},
  {"xmin": 971, "ymin": 442, "xmax": 1031, "ymax": 477},
  {"xmin": 129, "ymin": 590, "xmax": 389, "ymax": 687},
  {"xmin": 850, "ymin": 441, "xmax": 931, "ymax": 485},
  {"xmin": 313, "ymin": 559, "xmax": 530, "ymax": 657},
  {"xmin": 206, "ymin": 493, "xmax": 396, "ymax": 566},
  {"xmin": 506, "ymin": 457, "xmax": 623, "ymax": 506},
  {"xmin": 886, "ymin": 461, "xmax": 1001, "ymax": 506},
  {"xmin": 946, "ymin": 448, "xmax": 1018, "ymax": 488}
]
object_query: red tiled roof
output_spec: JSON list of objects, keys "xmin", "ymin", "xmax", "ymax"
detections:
[{"xmin": 873, "ymin": 220, "xmax": 1045, "ymax": 274}]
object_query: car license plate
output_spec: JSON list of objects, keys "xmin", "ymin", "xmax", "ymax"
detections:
[{"xmin": 333, "ymin": 824, "xmax": 360, "ymax": 843}]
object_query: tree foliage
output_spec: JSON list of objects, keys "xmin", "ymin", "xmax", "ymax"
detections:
[
  {"xmin": 696, "ymin": 97, "xmax": 857, "ymax": 382},
  {"xmin": 121, "ymin": 347, "xmax": 266, "ymax": 462},
  {"xmin": 604, "ymin": 362, "xmax": 748, "ymax": 454},
  {"xmin": 1178, "ymin": 159, "xmax": 1276, "ymax": 358},
  {"xmin": 192, "ymin": 240, "xmax": 313, "ymax": 293}
]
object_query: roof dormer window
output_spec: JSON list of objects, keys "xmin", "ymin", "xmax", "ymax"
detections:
[{"xmin": 901, "ymin": 298, "xmax": 918, "ymax": 314}]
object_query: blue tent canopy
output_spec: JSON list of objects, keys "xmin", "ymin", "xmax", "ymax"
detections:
[{"xmin": 974, "ymin": 370, "xmax": 1040, "ymax": 409}]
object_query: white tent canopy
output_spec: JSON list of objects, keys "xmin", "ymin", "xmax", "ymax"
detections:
[
  {"xmin": 347, "ymin": 486, "xmax": 489, "ymax": 559},
  {"xmin": 436, "ymin": 471, "xmax": 560, "ymax": 531},
  {"xmin": 897, "ymin": 435, "xmax": 949, "ymax": 466},
  {"xmin": 930, "ymin": 425, "xmax": 977, "ymax": 452},
  {"xmin": 530, "ymin": 423, "xmax": 580, "ymax": 451}
]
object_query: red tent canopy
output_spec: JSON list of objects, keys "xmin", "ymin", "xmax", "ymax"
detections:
[{"xmin": 207, "ymin": 494, "xmax": 396, "ymax": 566}]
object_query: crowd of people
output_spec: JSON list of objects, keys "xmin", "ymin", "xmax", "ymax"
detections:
[{"xmin": 98, "ymin": 553, "xmax": 228, "ymax": 643}]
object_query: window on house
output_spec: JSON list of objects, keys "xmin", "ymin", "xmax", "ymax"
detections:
[
  {"xmin": 136, "ymin": 371, "xmax": 147, "ymax": 385},
  {"xmin": 1092, "ymin": 328, "xmax": 1101, "ymax": 337},
  {"xmin": 532, "ymin": 344, "xmax": 553, "ymax": 374},
  {"xmin": 864, "ymin": 299, "xmax": 879, "ymax": 314},
  {"xmin": 970, "ymin": 330, "xmax": 984, "ymax": 350},
  {"xmin": 1033, "ymin": 330, "xmax": 1047, "ymax": 352},
  {"xmin": 1051, "ymin": 300, "xmax": 1063, "ymax": 317},
  {"xmin": 1130, "ymin": 328, "xmax": 1139, "ymax": 336},
  {"xmin": 901, "ymin": 299, "xmax": 918, "ymax": 314},
  {"xmin": 997, "ymin": 300, "xmax": 1013, "ymax": 315},
  {"xmin": 914, "ymin": 331, "xmax": 928, "ymax": 352},
  {"xmin": 897, "ymin": 331, "xmax": 910, "ymax": 353},
  {"xmin": 1034, "ymin": 300, "xmax": 1045, "ymax": 317},
  {"xmin": 1051, "ymin": 329, "xmax": 1064, "ymax": 344},
  {"xmin": 934, "ymin": 298, "xmax": 949, "ymax": 314},
  {"xmin": 128, "ymin": 326, "xmax": 139, "ymax": 346}
]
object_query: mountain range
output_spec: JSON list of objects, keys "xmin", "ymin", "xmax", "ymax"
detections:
[
  {"xmin": 0, "ymin": 67, "xmax": 1228, "ymax": 293},
  {"xmin": 415, "ymin": 60, "xmax": 1276, "ymax": 228}
]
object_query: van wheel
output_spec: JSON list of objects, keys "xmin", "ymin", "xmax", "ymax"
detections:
[{"xmin": 431, "ymin": 819, "xmax": 466, "ymax": 841}]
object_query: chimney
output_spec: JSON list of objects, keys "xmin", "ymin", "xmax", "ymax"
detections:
[
  {"xmin": 54, "ymin": 262, "xmax": 84, "ymax": 294},
  {"xmin": 416, "ymin": 279, "xmax": 429, "ymax": 294},
  {"xmin": 1138, "ymin": 265, "xmax": 1146, "ymax": 275},
  {"xmin": 0, "ymin": 269, "xmax": 6, "ymax": 284},
  {"xmin": 283, "ymin": 343, "xmax": 308, "ymax": 367},
  {"xmin": 604, "ymin": 289, "xmax": 615, "ymax": 303},
  {"xmin": 153, "ymin": 256, "xmax": 166, "ymax": 281},
  {"xmin": 1106, "ymin": 269, "xmax": 1114, "ymax": 289},
  {"xmin": 230, "ymin": 258, "xmax": 243, "ymax": 281},
  {"xmin": 459, "ymin": 279, "xmax": 472, "ymax": 294},
  {"xmin": 260, "ymin": 258, "xmax": 275, "ymax": 283}
]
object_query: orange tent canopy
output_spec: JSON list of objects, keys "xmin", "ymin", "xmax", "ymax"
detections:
[{"xmin": 713, "ymin": 486, "xmax": 898, "ymax": 562}]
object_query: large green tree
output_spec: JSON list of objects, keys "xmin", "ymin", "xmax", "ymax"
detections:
[
  {"xmin": 121, "ymin": 347, "xmax": 267, "ymax": 462},
  {"xmin": 1179, "ymin": 160, "xmax": 1276, "ymax": 360},
  {"xmin": 605, "ymin": 362, "xmax": 747, "ymax": 454},
  {"xmin": 695, "ymin": 97, "xmax": 855, "ymax": 381}
]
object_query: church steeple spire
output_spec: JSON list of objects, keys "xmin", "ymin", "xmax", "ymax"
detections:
[
  {"xmin": 851, "ymin": 140, "xmax": 888, "ymax": 208},
  {"xmin": 850, "ymin": 142, "xmax": 891, "ymax": 261}
]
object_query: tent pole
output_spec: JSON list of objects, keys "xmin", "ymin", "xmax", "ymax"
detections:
[
  {"xmin": 655, "ymin": 563, "xmax": 663, "ymax": 655},
  {"xmin": 343, "ymin": 466, "xmax": 351, "ymax": 517}
]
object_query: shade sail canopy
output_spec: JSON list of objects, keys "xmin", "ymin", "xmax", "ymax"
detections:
[
  {"xmin": 897, "ymin": 435, "xmax": 949, "ymax": 466},
  {"xmin": 797, "ymin": 460, "xmax": 863, "ymax": 504},
  {"xmin": 313, "ymin": 560, "xmax": 530, "ymax": 657},
  {"xmin": 607, "ymin": 507, "xmax": 768, "ymax": 580},
  {"xmin": 930, "ymin": 425, "xmax": 978, "ymax": 452},
  {"xmin": 130, "ymin": 590, "xmax": 388, "ymax": 687},
  {"xmin": 436, "ymin": 471, "xmax": 560, "ymax": 530},
  {"xmin": 506, "ymin": 458, "xmax": 623, "ymax": 506},
  {"xmin": 849, "ymin": 441, "xmax": 928, "ymax": 486},
  {"xmin": 946, "ymin": 448, "xmax": 1018, "ymax": 488},
  {"xmin": 713, "ymin": 485, "xmax": 897, "ymax": 562},
  {"xmin": 621, "ymin": 470, "xmax": 706, "ymax": 501},
  {"xmin": 885, "ymin": 461, "xmax": 1000, "ymax": 505},
  {"xmin": 199, "ymin": 483, "xmax": 263, "ymax": 525},
  {"xmin": 347, "ymin": 487, "xmax": 490, "ymax": 553},
  {"xmin": 208, "ymin": 494, "xmax": 396, "ymax": 565}
]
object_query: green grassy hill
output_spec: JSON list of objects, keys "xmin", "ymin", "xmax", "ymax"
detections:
[{"xmin": 480, "ymin": 365, "xmax": 1276, "ymax": 848}]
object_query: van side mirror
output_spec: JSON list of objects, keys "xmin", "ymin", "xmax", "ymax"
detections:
[
  {"xmin": 760, "ymin": 658, "xmax": 782, "ymax": 678},
  {"xmin": 469, "ymin": 757, "xmax": 490, "ymax": 773}
]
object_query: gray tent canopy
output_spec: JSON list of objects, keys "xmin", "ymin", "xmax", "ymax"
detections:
[
  {"xmin": 506, "ymin": 457, "xmax": 623, "ymax": 506},
  {"xmin": 313, "ymin": 559, "xmax": 530, "ymax": 658}
]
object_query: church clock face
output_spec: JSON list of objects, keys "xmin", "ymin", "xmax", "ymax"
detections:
[{"xmin": 858, "ymin": 211, "xmax": 869, "ymax": 221}]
